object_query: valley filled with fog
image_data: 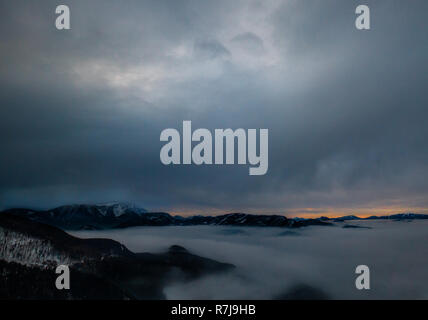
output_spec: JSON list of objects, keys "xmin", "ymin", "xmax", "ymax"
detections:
[{"xmin": 72, "ymin": 220, "xmax": 428, "ymax": 300}]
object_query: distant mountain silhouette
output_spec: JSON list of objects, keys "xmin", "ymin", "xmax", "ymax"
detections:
[
  {"xmin": 2, "ymin": 203, "xmax": 427, "ymax": 230},
  {"xmin": 1, "ymin": 203, "xmax": 331, "ymax": 230}
]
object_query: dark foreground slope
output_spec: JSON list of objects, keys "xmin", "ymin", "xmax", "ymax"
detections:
[{"xmin": 0, "ymin": 214, "xmax": 234, "ymax": 299}]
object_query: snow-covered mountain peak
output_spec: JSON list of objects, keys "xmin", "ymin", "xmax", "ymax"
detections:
[{"xmin": 94, "ymin": 202, "xmax": 147, "ymax": 217}]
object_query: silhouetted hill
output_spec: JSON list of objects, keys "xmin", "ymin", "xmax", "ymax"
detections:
[
  {"xmin": 0, "ymin": 214, "xmax": 234, "ymax": 299},
  {"xmin": 1, "ymin": 204, "xmax": 332, "ymax": 230}
]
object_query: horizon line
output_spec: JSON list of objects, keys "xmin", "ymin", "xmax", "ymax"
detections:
[{"xmin": 2, "ymin": 202, "xmax": 428, "ymax": 219}]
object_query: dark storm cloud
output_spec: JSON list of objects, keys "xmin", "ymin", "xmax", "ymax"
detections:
[
  {"xmin": 194, "ymin": 39, "xmax": 230, "ymax": 59},
  {"xmin": 231, "ymin": 32, "xmax": 265, "ymax": 54},
  {"xmin": 0, "ymin": 0, "xmax": 427, "ymax": 214}
]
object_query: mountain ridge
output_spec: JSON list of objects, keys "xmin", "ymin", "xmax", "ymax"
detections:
[
  {"xmin": 1, "ymin": 204, "xmax": 331, "ymax": 230},
  {"xmin": 2, "ymin": 203, "xmax": 427, "ymax": 230}
]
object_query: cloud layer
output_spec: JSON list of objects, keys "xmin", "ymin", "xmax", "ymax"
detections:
[{"xmin": 72, "ymin": 221, "xmax": 428, "ymax": 299}]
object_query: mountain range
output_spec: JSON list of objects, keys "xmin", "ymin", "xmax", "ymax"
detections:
[
  {"xmin": 1, "ymin": 202, "xmax": 330, "ymax": 230},
  {"xmin": 1, "ymin": 202, "xmax": 427, "ymax": 230}
]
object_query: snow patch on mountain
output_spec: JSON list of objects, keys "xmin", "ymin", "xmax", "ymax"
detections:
[
  {"xmin": 0, "ymin": 227, "xmax": 74, "ymax": 267},
  {"xmin": 89, "ymin": 202, "xmax": 147, "ymax": 217}
]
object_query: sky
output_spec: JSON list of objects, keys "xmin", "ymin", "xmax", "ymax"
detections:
[{"xmin": 0, "ymin": 0, "xmax": 427, "ymax": 217}]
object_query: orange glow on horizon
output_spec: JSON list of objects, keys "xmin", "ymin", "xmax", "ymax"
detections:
[{"xmin": 156, "ymin": 206, "xmax": 428, "ymax": 219}]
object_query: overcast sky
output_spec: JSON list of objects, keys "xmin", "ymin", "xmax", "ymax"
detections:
[{"xmin": 0, "ymin": 0, "xmax": 427, "ymax": 216}]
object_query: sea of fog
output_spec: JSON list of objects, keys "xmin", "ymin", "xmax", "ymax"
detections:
[{"xmin": 71, "ymin": 220, "xmax": 428, "ymax": 299}]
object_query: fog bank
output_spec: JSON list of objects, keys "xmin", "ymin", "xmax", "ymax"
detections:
[{"xmin": 72, "ymin": 220, "xmax": 428, "ymax": 299}]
